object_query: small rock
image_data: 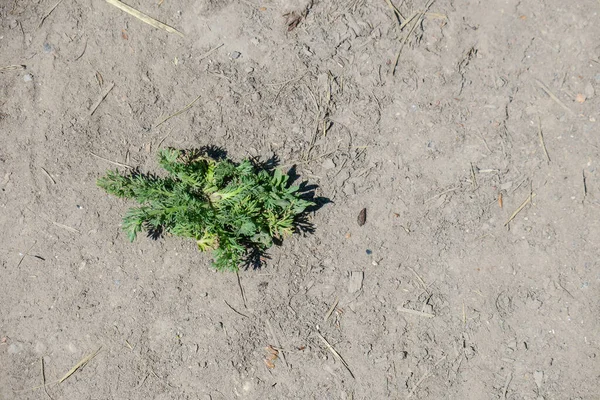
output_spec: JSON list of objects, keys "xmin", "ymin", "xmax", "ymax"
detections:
[
  {"xmin": 23, "ymin": 74, "xmax": 33, "ymax": 82},
  {"xmin": 348, "ymin": 271, "xmax": 364, "ymax": 293},
  {"xmin": 43, "ymin": 43, "xmax": 52, "ymax": 53},
  {"xmin": 575, "ymin": 93, "xmax": 586, "ymax": 103},
  {"xmin": 321, "ymin": 158, "xmax": 335, "ymax": 170},
  {"xmin": 245, "ymin": 67, "xmax": 254, "ymax": 74},
  {"xmin": 251, "ymin": 92, "xmax": 261, "ymax": 102},
  {"xmin": 230, "ymin": 51, "xmax": 241, "ymax": 59}
]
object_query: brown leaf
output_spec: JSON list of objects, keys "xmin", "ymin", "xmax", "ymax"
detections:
[
  {"xmin": 357, "ymin": 208, "xmax": 367, "ymax": 226},
  {"xmin": 121, "ymin": 29, "xmax": 129, "ymax": 40}
]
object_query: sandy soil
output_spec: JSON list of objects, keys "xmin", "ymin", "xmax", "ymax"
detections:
[{"xmin": 1, "ymin": 0, "xmax": 599, "ymax": 399}]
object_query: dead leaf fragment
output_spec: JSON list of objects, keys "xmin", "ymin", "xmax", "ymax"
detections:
[
  {"xmin": 576, "ymin": 93, "xmax": 586, "ymax": 103},
  {"xmin": 284, "ymin": 11, "xmax": 302, "ymax": 31},
  {"xmin": 121, "ymin": 29, "xmax": 129, "ymax": 40},
  {"xmin": 357, "ymin": 208, "xmax": 367, "ymax": 226},
  {"xmin": 266, "ymin": 345, "xmax": 279, "ymax": 356}
]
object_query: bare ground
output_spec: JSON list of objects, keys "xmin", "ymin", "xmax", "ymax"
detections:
[{"xmin": 1, "ymin": 0, "xmax": 599, "ymax": 399}]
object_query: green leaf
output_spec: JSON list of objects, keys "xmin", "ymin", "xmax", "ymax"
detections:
[{"xmin": 238, "ymin": 221, "xmax": 256, "ymax": 236}]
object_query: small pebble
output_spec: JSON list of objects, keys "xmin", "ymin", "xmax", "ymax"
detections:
[
  {"xmin": 23, "ymin": 74, "xmax": 33, "ymax": 82},
  {"xmin": 43, "ymin": 43, "xmax": 52, "ymax": 53},
  {"xmin": 366, "ymin": 249, "xmax": 372, "ymax": 255},
  {"xmin": 230, "ymin": 51, "xmax": 241, "ymax": 59}
]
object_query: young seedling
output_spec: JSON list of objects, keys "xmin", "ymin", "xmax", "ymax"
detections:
[{"xmin": 97, "ymin": 148, "xmax": 314, "ymax": 271}]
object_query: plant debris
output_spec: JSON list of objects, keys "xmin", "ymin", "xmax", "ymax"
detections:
[{"xmin": 357, "ymin": 208, "xmax": 367, "ymax": 226}]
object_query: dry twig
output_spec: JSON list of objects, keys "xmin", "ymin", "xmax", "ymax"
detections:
[{"xmin": 316, "ymin": 332, "xmax": 355, "ymax": 379}]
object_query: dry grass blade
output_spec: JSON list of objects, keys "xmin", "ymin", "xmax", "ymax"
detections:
[
  {"xmin": 316, "ymin": 332, "xmax": 355, "ymax": 379},
  {"xmin": 398, "ymin": 11, "xmax": 418, "ymax": 30},
  {"xmin": 154, "ymin": 95, "xmax": 201, "ymax": 128},
  {"xmin": 89, "ymin": 82, "xmax": 115, "ymax": 116},
  {"xmin": 41, "ymin": 167, "xmax": 56, "ymax": 184},
  {"xmin": 537, "ymin": 116, "xmax": 550, "ymax": 163},
  {"xmin": 534, "ymin": 79, "xmax": 575, "ymax": 115},
  {"xmin": 52, "ymin": 221, "xmax": 80, "ymax": 233},
  {"xmin": 424, "ymin": 186, "xmax": 460, "ymax": 203},
  {"xmin": 105, "ymin": 0, "xmax": 184, "ymax": 37},
  {"xmin": 89, "ymin": 151, "xmax": 133, "ymax": 169},
  {"xmin": 0, "ymin": 65, "xmax": 26, "ymax": 72},
  {"xmin": 504, "ymin": 192, "xmax": 536, "ymax": 226},
  {"xmin": 16, "ymin": 242, "xmax": 36, "ymax": 268},
  {"xmin": 59, "ymin": 348, "xmax": 102, "ymax": 383},
  {"xmin": 392, "ymin": 0, "xmax": 435, "ymax": 75},
  {"xmin": 397, "ymin": 307, "xmax": 435, "ymax": 318},
  {"xmin": 324, "ymin": 297, "xmax": 339, "ymax": 322},
  {"xmin": 384, "ymin": 0, "xmax": 405, "ymax": 22},
  {"xmin": 198, "ymin": 44, "xmax": 224, "ymax": 61}
]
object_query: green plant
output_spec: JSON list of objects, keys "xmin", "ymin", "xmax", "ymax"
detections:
[{"xmin": 97, "ymin": 148, "xmax": 314, "ymax": 271}]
